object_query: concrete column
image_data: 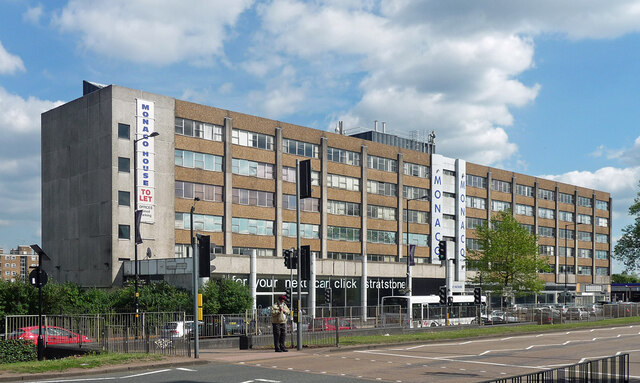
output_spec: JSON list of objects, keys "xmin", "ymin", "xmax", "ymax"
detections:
[
  {"xmin": 275, "ymin": 128, "xmax": 283, "ymax": 258},
  {"xmin": 512, "ymin": 176, "xmax": 517, "ymax": 217},
  {"xmin": 592, "ymin": 192, "xmax": 597, "ymax": 284},
  {"xmin": 250, "ymin": 249, "xmax": 257, "ymax": 311},
  {"xmin": 397, "ymin": 153, "xmax": 404, "ymax": 261},
  {"xmin": 223, "ymin": 117, "xmax": 233, "ymax": 255},
  {"xmin": 360, "ymin": 145, "xmax": 368, "ymax": 319}
]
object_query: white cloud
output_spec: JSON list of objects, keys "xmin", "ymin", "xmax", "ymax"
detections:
[
  {"xmin": 0, "ymin": 87, "xmax": 62, "ymax": 133},
  {"xmin": 53, "ymin": 0, "xmax": 253, "ymax": 65},
  {"xmin": 23, "ymin": 5, "xmax": 44, "ymax": 24},
  {"xmin": 0, "ymin": 40, "xmax": 25, "ymax": 75}
]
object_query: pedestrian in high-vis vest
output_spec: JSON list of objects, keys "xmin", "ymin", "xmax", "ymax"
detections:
[{"xmin": 271, "ymin": 295, "xmax": 290, "ymax": 352}]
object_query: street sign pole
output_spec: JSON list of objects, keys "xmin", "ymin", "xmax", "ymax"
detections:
[{"xmin": 29, "ymin": 245, "xmax": 50, "ymax": 361}]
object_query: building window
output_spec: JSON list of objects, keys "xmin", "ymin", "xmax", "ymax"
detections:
[
  {"xmin": 327, "ymin": 174, "xmax": 360, "ymax": 191},
  {"xmin": 118, "ymin": 123, "xmax": 130, "ymax": 139},
  {"xmin": 367, "ymin": 180, "xmax": 397, "ymax": 197},
  {"xmin": 176, "ymin": 181, "xmax": 223, "ymax": 202},
  {"xmin": 538, "ymin": 226, "xmax": 555, "ymax": 238},
  {"xmin": 467, "ymin": 196, "xmax": 487, "ymax": 210},
  {"xmin": 232, "ymin": 129, "xmax": 274, "ymax": 150},
  {"xmin": 403, "ymin": 185, "xmax": 429, "ymax": 200},
  {"xmin": 558, "ymin": 192, "xmax": 574, "ymax": 205},
  {"xmin": 118, "ymin": 157, "xmax": 130, "ymax": 173},
  {"xmin": 327, "ymin": 147, "xmax": 360, "ymax": 166},
  {"xmin": 368, "ymin": 155, "xmax": 397, "ymax": 172},
  {"xmin": 404, "ymin": 209, "xmax": 428, "ymax": 224},
  {"xmin": 327, "ymin": 226, "xmax": 361, "ymax": 242},
  {"xmin": 539, "ymin": 245, "xmax": 555, "ymax": 256},
  {"xmin": 467, "ymin": 238, "xmax": 482, "ymax": 250},
  {"xmin": 368, "ymin": 205, "xmax": 397, "ymax": 221},
  {"xmin": 231, "ymin": 188, "xmax": 274, "ymax": 207},
  {"xmin": 175, "ymin": 150, "xmax": 223, "ymax": 172},
  {"xmin": 282, "ymin": 166, "xmax": 320, "ymax": 185},
  {"xmin": 516, "ymin": 184, "xmax": 534, "ymax": 197},
  {"xmin": 596, "ymin": 250, "xmax": 609, "ymax": 260},
  {"xmin": 402, "ymin": 233, "xmax": 429, "ymax": 246},
  {"xmin": 520, "ymin": 223, "xmax": 534, "ymax": 234},
  {"xmin": 491, "ymin": 179, "xmax": 512, "ymax": 194},
  {"xmin": 515, "ymin": 204, "xmax": 533, "ymax": 216},
  {"xmin": 558, "ymin": 247, "xmax": 575, "ymax": 257},
  {"xmin": 467, "ymin": 217, "xmax": 486, "ymax": 230},
  {"xmin": 283, "ymin": 138, "xmax": 318, "ymax": 158},
  {"xmin": 367, "ymin": 229, "xmax": 397, "ymax": 245},
  {"xmin": 175, "ymin": 213, "xmax": 223, "ymax": 232},
  {"xmin": 118, "ymin": 225, "xmax": 130, "ymax": 239},
  {"xmin": 232, "ymin": 218, "xmax": 274, "ymax": 236},
  {"xmin": 596, "ymin": 267, "xmax": 609, "ymax": 276},
  {"xmin": 578, "ymin": 266, "xmax": 592, "ymax": 275},
  {"xmin": 327, "ymin": 200, "xmax": 361, "ymax": 217},
  {"xmin": 118, "ymin": 191, "xmax": 130, "ymax": 206},
  {"xmin": 491, "ymin": 200, "xmax": 511, "ymax": 212},
  {"xmin": 596, "ymin": 233, "xmax": 609, "ymax": 244},
  {"xmin": 538, "ymin": 188, "xmax": 555, "ymax": 201},
  {"xmin": 403, "ymin": 162, "xmax": 429, "ymax": 178},
  {"xmin": 233, "ymin": 247, "xmax": 275, "ymax": 257},
  {"xmin": 559, "ymin": 265, "xmax": 575, "ymax": 274},
  {"xmin": 175, "ymin": 118, "xmax": 223, "ymax": 141},
  {"xmin": 559, "ymin": 228, "xmax": 574, "ymax": 240},
  {"xmin": 596, "ymin": 200, "xmax": 609, "ymax": 211},
  {"xmin": 558, "ymin": 211, "xmax": 574, "ymax": 222},
  {"xmin": 578, "ymin": 231, "xmax": 592, "ymax": 242},
  {"xmin": 538, "ymin": 207, "xmax": 555, "ymax": 220},
  {"xmin": 577, "ymin": 214, "xmax": 592, "ymax": 225},
  {"xmin": 282, "ymin": 222, "xmax": 319, "ymax": 238},
  {"xmin": 232, "ymin": 158, "xmax": 273, "ymax": 179},
  {"xmin": 578, "ymin": 196, "xmax": 593, "ymax": 208},
  {"xmin": 467, "ymin": 175, "xmax": 487, "ymax": 189},
  {"xmin": 330, "ymin": 252, "xmax": 361, "ymax": 261},
  {"xmin": 578, "ymin": 248, "xmax": 593, "ymax": 258},
  {"xmin": 282, "ymin": 195, "xmax": 320, "ymax": 212},
  {"xmin": 596, "ymin": 217, "xmax": 608, "ymax": 227}
]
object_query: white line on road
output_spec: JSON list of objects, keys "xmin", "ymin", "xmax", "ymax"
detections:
[
  {"xmin": 175, "ymin": 367, "xmax": 196, "ymax": 372},
  {"xmin": 121, "ymin": 370, "xmax": 172, "ymax": 378},
  {"xmin": 358, "ymin": 350, "xmax": 545, "ymax": 370}
]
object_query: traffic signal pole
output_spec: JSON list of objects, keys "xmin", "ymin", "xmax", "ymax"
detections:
[{"xmin": 295, "ymin": 159, "xmax": 302, "ymax": 351}]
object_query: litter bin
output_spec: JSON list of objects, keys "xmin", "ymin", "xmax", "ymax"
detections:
[{"xmin": 239, "ymin": 335, "xmax": 252, "ymax": 350}]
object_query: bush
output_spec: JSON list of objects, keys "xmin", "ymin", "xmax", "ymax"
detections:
[{"xmin": 0, "ymin": 339, "xmax": 36, "ymax": 363}]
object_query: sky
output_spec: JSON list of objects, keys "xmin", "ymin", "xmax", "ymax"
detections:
[{"xmin": 1, "ymin": 1, "xmax": 639, "ymax": 273}]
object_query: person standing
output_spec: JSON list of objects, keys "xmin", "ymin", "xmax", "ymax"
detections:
[{"xmin": 271, "ymin": 295, "xmax": 290, "ymax": 352}]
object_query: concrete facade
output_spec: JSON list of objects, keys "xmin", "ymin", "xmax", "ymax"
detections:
[{"xmin": 41, "ymin": 83, "xmax": 612, "ymax": 308}]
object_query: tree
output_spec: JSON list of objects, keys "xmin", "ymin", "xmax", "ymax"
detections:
[
  {"xmin": 200, "ymin": 279, "xmax": 221, "ymax": 315},
  {"xmin": 612, "ymin": 273, "xmax": 640, "ymax": 284},
  {"xmin": 614, "ymin": 181, "xmax": 640, "ymax": 272},
  {"xmin": 469, "ymin": 210, "xmax": 551, "ymax": 298},
  {"xmin": 217, "ymin": 279, "xmax": 252, "ymax": 314}
]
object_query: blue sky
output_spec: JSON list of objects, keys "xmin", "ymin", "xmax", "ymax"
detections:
[{"xmin": 1, "ymin": 1, "xmax": 639, "ymax": 273}]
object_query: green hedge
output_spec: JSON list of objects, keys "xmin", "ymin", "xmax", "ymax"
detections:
[{"xmin": 0, "ymin": 339, "xmax": 37, "ymax": 363}]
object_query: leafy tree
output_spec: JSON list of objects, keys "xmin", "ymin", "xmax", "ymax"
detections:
[
  {"xmin": 200, "ymin": 279, "xmax": 221, "ymax": 314},
  {"xmin": 217, "ymin": 279, "xmax": 252, "ymax": 314},
  {"xmin": 469, "ymin": 210, "xmax": 551, "ymax": 297},
  {"xmin": 614, "ymin": 181, "xmax": 640, "ymax": 272},
  {"xmin": 611, "ymin": 273, "xmax": 640, "ymax": 284}
]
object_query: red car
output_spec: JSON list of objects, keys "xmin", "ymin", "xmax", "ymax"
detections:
[
  {"xmin": 8, "ymin": 326, "xmax": 91, "ymax": 345},
  {"xmin": 310, "ymin": 317, "xmax": 355, "ymax": 331}
]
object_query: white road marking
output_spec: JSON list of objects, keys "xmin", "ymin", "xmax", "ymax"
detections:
[
  {"xmin": 122, "ymin": 370, "xmax": 172, "ymax": 378},
  {"xmin": 255, "ymin": 379, "xmax": 281, "ymax": 383},
  {"xmin": 358, "ymin": 350, "xmax": 544, "ymax": 370},
  {"xmin": 175, "ymin": 367, "xmax": 196, "ymax": 371}
]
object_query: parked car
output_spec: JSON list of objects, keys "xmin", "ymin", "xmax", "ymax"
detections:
[
  {"xmin": 222, "ymin": 317, "xmax": 247, "ymax": 335},
  {"xmin": 161, "ymin": 321, "xmax": 203, "ymax": 338},
  {"xmin": 310, "ymin": 317, "xmax": 355, "ymax": 331},
  {"xmin": 8, "ymin": 326, "xmax": 91, "ymax": 345},
  {"xmin": 488, "ymin": 310, "xmax": 519, "ymax": 324},
  {"xmin": 533, "ymin": 308, "xmax": 561, "ymax": 324},
  {"xmin": 565, "ymin": 307, "xmax": 589, "ymax": 320},
  {"xmin": 585, "ymin": 304, "xmax": 603, "ymax": 317}
]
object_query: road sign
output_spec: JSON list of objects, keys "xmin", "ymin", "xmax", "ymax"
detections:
[{"xmin": 29, "ymin": 267, "xmax": 48, "ymax": 287}]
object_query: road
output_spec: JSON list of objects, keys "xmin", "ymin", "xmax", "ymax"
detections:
[{"xmin": 24, "ymin": 324, "xmax": 640, "ymax": 383}]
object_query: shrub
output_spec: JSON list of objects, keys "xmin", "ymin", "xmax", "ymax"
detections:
[{"xmin": 0, "ymin": 339, "xmax": 36, "ymax": 363}]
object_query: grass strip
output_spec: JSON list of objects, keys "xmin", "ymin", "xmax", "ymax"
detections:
[{"xmin": 0, "ymin": 352, "xmax": 165, "ymax": 374}]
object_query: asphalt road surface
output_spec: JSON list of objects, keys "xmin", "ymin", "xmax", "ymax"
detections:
[{"xmin": 23, "ymin": 324, "xmax": 640, "ymax": 383}]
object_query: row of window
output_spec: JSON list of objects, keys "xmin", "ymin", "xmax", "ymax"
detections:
[{"xmin": 175, "ymin": 118, "xmax": 224, "ymax": 142}]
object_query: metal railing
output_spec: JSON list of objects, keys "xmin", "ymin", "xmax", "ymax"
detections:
[{"xmin": 482, "ymin": 353, "xmax": 629, "ymax": 383}]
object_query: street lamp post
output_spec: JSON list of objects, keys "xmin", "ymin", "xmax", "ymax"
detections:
[
  {"xmin": 190, "ymin": 196, "xmax": 200, "ymax": 358},
  {"xmin": 405, "ymin": 194, "xmax": 429, "ymax": 296},
  {"xmin": 133, "ymin": 131, "xmax": 159, "ymax": 328},
  {"xmin": 564, "ymin": 222, "xmax": 571, "ymax": 305}
]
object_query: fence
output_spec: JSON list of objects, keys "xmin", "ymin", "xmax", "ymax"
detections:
[{"xmin": 482, "ymin": 353, "xmax": 629, "ymax": 383}]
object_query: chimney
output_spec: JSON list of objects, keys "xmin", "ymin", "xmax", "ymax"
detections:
[
  {"xmin": 382, "ymin": 122, "xmax": 386, "ymax": 133},
  {"xmin": 374, "ymin": 120, "xmax": 378, "ymax": 132}
]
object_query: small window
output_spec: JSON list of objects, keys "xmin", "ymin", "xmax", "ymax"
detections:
[
  {"xmin": 118, "ymin": 157, "xmax": 130, "ymax": 173},
  {"xmin": 118, "ymin": 191, "xmax": 130, "ymax": 206},
  {"xmin": 118, "ymin": 225, "xmax": 130, "ymax": 239},
  {"xmin": 118, "ymin": 123, "xmax": 130, "ymax": 139}
]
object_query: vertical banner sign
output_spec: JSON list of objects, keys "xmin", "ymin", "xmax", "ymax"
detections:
[
  {"xmin": 430, "ymin": 154, "xmax": 444, "ymax": 264},
  {"xmin": 136, "ymin": 99, "xmax": 156, "ymax": 223},
  {"xmin": 455, "ymin": 159, "xmax": 466, "ymax": 282}
]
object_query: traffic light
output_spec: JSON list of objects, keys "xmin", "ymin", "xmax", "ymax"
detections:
[
  {"xmin": 300, "ymin": 245, "xmax": 311, "ymax": 281},
  {"xmin": 438, "ymin": 240, "xmax": 447, "ymax": 261},
  {"xmin": 325, "ymin": 287, "xmax": 332, "ymax": 304},
  {"xmin": 291, "ymin": 249, "xmax": 298, "ymax": 269},
  {"xmin": 285, "ymin": 287, "xmax": 292, "ymax": 306},
  {"xmin": 284, "ymin": 249, "xmax": 292, "ymax": 269},
  {"xmin": 299, "ymin": 159, "xmax": 313, "ymax": 199},
  {"xmin": 447, "ymin": 296, "xmax": 454, "ymax": 306},
  {"xmin": 438, "ymin": 286, "xmax": 446, "ymax": 305},
  {"xmin": 197, "ymin": 234, "xmax": 211, "ymax": 278},
  {"xmin": 474, "ymin": 287, "xmax": 482, "ymax": 305}
]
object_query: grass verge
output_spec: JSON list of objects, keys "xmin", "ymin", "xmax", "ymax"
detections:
[
  {"xmin": 339, "ymin": 316, "xmax": 640, "ymax": 346},
  {"xmin": 0, "ymin": 352, "xmax": 166, "ymax": 374}
]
